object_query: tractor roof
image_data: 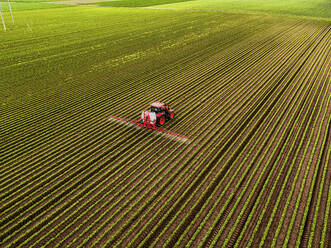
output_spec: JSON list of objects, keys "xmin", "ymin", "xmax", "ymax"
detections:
[{"xmin": 150, "ymin": 102, "xmax": 165, "ymax": 108}]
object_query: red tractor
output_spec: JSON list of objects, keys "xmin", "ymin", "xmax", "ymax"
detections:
[{"xmin": 139, "ymin": 102, "xmax": 174, "ymax": 128}]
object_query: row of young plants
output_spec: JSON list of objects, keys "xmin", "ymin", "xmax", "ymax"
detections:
[
  {"xmin": 255, "ymin": 27, "xmax": 330, "ymax": 247},
  {"xmin": 293, "ymin": 87, "xmax": 331, "ymax": 248},
  {"xmin": 297, "ymin": 35, "xmax": 330, "ymax": 248},
  {"xmin": 319, "ymin": 147, "xmax": 331, "ymax": 248},
  {"xmin": 230, "ymin": 27, "xmax": 330, "ymax": 248},
  {"xmin": 197, "ymin": 26, "xmax": 319, "ymax": 247},
  {"xmin": 170, "ymin": 22, "xmax": 316, "ymax": 248},
  {"xmin": 227, "ymin": 58, "xmax": 317, "ymax": 248},
  {"xmin": 258, "ymin": 48, "xmax": 328, "ymax": 248},
  {"xmin": 266, "ymin": 32, "xmax": 331, "ymax": 248},
  {"xmin": 180, "ymin": 22, "xmax": 320, "ymax": 247},
  {"xmin": 307, "ymin": 70, "xmax": 331, "ymax": 248},
  {"xmin": 282, "ymin": 56, "xmax": 331, "ymax": 247}
]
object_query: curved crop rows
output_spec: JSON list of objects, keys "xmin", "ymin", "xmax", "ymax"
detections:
[{"xmin": 0, "ymin": 8, "xmax": 330, "ymax": 248}]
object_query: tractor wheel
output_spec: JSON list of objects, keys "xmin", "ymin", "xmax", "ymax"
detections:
[
  {"xmin": 158, "ymin": 116, "xmax": 165, "ymax": 126},
  {"xmin": 170, "ymin": 112, "xmax": 174, "ymax": 119}
]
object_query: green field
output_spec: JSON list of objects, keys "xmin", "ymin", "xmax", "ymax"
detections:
[
  {"xmin": 1, "ymin": 7, "xmax": 268, "ymax": 106},
  {"xmin": 0, "ymin": 0, "xmax": 66, "ymax": 11},
  {"xmin": 97, "ymin": 0, "xmax": 331, "ymax": 19},
  {"xmin": 93, "ymin": 0, "xmax": 194, "ymax": 7},
  {"xmin": 1, "ymin": 1, "xmax": 330, "ymax": 247}
]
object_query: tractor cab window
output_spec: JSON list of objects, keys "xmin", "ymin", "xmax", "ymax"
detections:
[{"xmin": 151, "ymin": 107, "xmax": 162, "ymax": 112}]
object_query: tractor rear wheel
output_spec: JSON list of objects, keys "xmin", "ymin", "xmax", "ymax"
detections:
[{"xmin": 158, "ymin": 116, "xmax": 165, "ymax": 126}]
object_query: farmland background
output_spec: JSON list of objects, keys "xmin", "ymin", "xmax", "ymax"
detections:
[{"xmin": 0, "ymin": 0, "xmax": 330, "ymax": 247}]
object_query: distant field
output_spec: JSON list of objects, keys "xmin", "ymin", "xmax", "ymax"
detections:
[
  {"xmin": 3, "ymin": 0, "xmax": 330, "ymax": 18},
  {"xmin": 92, "ymin": 0, "xmax": 194, "ymax": 7},
  {"xmin": 1, "ymin": 2, "xmax": 330, "ymax": 248},
  {"xmin": 0, "ymin": 0, "xmax": 67, "ymax": 11},
  {"xmin": 0, "ymin": 0, "xmax": 192, "ymax": 10},
  {"xmin": 96, "ymin": 0, "xmax": 331, "ymax": 19}
]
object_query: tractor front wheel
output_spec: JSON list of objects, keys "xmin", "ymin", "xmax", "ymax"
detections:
[{"xmin": 170, "ymin": 112, "xmax": 174, "ymax": 119}]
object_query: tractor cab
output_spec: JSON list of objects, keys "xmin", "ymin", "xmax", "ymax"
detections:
[
  {"xmin": 151, "ymin": 106, "xmax": 163, "ymax": 113},
  {"xmin": 139, "ymin": 102, "xmax": 174, "ymax": 127},
  {"xmin": 150, "ymin": 102, "xmax": 170, "ymax": 113}
]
